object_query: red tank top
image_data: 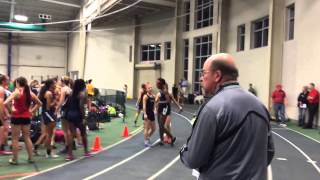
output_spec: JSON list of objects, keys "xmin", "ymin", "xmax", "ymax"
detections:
[{"xmin": 12, "ymin": 89, "xmax": 31, "ymax": 119}]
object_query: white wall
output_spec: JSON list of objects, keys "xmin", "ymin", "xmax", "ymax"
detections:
[
  {"xmin": 68, "ymin": 32, "xmax": 81, "ymax": 76},
  {"xmin": 138, "ymin": 10, "xmax": 176, "ymax": 89},
  {"xmin": 0, "ymin": 34, "xmax": 67, "ymax": 81},
  {"xmin": 221, "ymin": 0, "xmax": 271, "ymax": 105},
  {"xmin": 282, "ymin": 0, "xmax": 320, "ymax": 124},
  {"xmin": 84, "ymin": 26, "xmax": 135, "ymax": 97}
]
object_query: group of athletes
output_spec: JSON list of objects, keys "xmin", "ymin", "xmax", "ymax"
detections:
[
  {"xmin": 134, "ymin": 78, "xmax": 183, "ymax": 147},
  {"xmin": 0, "ymin": 75, "xmax": 95, "ymax": 165}
]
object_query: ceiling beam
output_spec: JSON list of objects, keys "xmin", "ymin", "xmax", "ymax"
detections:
[
  {"xmin": 38, "ymin": 0, "xmax": 81, "ymax": 8},
  {"xmin": 0, "ymin": 0, "xmax": 15, "ymax": 4},
  {"xmin": 141, "ymin": 0, "xmax": 175, "ymax": 7}
]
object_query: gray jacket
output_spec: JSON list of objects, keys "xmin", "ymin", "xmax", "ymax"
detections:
[{"xmin": 180, "ymin": 83, "xmax": 275, "ymax": 180}]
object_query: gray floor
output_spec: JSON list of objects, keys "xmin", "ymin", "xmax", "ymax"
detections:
[{"xmin": 26, "ymin": 102, "xmax": 320, "ymax": 180}]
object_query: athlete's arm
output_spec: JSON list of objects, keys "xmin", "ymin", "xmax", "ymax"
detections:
[
  {"xmin": 170, "ymin": 93, "xmax": 182, "ymax": 110},
  {"xmin": 143, "ymin": 95, "xmax": 148, "ymax": 120},
  {"xmin": 56, "ymin": 87, "xmax": 66, "ymax": 113},
  {"xmin": 30, "ymin": 92, "xmax": 42, "ymax": 113},
  {"xmin": 45, "ymin": 91, "xmax": 54, "ymax": 110},
  {"xmin": 136, "ymin": 89, "xmax": 142, "ymax": 107},
  {"xmin": 154, "ymin": 92, "xmax": 160, "ymax": 113}
]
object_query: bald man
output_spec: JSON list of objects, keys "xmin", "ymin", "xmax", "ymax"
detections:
[{"xmin": 180, "ymin": 53, "xmax": 274, "ymax": 180}]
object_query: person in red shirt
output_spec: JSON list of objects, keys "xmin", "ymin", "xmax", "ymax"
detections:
[
  {"xmin": 271, "ymin": 84, "xmax": 286, "ymax": 126},
  {"xmin": 4, "ymin": 77, "xmax": 42, "ymax": 165},
  {"xmin": 305, "ymin": 83, "xmax": 319, "ymax": 129}
]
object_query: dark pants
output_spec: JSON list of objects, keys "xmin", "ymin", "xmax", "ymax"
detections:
[
  {"xmin": 273, "ymin": 103, "xmax": 285, "ymax": 123},
  {"xmin": 157, "ymin": 114, "xmax": 173, "ymax": 142},
  {"xmin": 298, "ymin": 108, "xmax": 307, "ymax": 126},
  {"xmin": 307, "ymin": 104, "xmax": 318, "ymax": 128}
]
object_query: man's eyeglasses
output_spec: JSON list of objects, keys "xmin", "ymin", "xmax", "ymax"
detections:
[{"xmin": 200, "ymin": 70, "xmax": 211, "ymax": 77}]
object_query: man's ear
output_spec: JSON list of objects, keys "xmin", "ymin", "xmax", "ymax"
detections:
[{"xmin": 214, "ymin": 70, "xmax": 222, "ymax": 83}]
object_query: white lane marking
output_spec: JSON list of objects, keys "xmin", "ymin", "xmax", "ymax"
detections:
[
  {"xmin": 146, "ymin": 156, "xmax": 180, "ymax": 180},
  {"xmin": 83, "ymin": 139, "xmax": 160, "ymax": 180},
  {"xmin": 146, "ymin": 112, "xmax": 193, "ymax": 180},
  {"xmin": 149, "ymin": 111, "xmax": 274, "ymax": 180},
  {"xmin": 181, "ymin": 109, "xmax": 197, "ymax": 116},
  {"xmin": 286, "ymin": 127, "xmax": 320, "ymax": 144},
  {"xmin": 19, "ymin": 127, "xmax": 143, "ymax": 180},
  {"xmin": 268, "ymin": 165, "xmax": 273, "ymax": 180},
  {"xmin": 272, "ymin": 131, "xmax": 320, "ymax": 174},
  {"xmin": 276, "ymin": 158, "xmax": 288, "ymax": 161}
]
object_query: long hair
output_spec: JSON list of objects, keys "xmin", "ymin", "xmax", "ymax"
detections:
[
  {"xmin": 0, "ymin": 74, "xmax": 7, "ymax": 86},
  {"xmin": 72, "ymin": 79, "xmax": 86, "ymax": 97},
  {"xmin": 15, "ymin": 77, "xmax": 31, "ymax": 107},
  {"xmin": 156, "ymin": 78, "xmax": 166, "ymax": 90},
  {"xmin": 39, "ymin": 79, "xmax": 55, "ymax": 102}
]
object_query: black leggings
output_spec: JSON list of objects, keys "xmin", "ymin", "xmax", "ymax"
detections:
[
  {"xmin": 157, "ymin": 114, "xmax": 173, "ymax": 142},
  {"xmin": 68, "ymin": 121, "xmax": 88, "ymax": 153}
]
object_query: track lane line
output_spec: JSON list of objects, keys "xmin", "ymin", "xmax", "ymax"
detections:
[
  {"xmin": 272, "ymin": 131, "xmax": 320, "ymax": 175},
  {"xmin": 83, "ymin": 139, "xmax": 160, "ymax": 180},
  {"xmin": 19, "ymin": 126, "xmax": 143, "ymax": 180},
  {"xmin": 148, "ymin": 111, "xmax": 273, "ymax": 180}
]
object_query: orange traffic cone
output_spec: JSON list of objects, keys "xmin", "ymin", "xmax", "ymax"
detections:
[
  {"xmin": 91, "ymin": 135, "xmax": 102, "ymax": 152},
  {"xmin": 122, "ymin": 124, "xmax": 129, "ymax": 137}
]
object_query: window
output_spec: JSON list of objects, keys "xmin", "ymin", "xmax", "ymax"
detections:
[
  {"xmin": 194, "ymin": 35, "xmax": 212, "ymax": 92},
  {"xmin": 183, "ymin": 39, "xmax": 189, "ymax": 80},
  {"xmin": 251, "ymin": 16, "xmax": 269, "ymax": 48},
  {"xmin": 286, "ymin": 4, "xmax": 295, "ymax": 40},
  {"xmin": 141, "ymin": 44, "xmax": 161, "ymax": 61},
  {"xmin": 195, "ymin": 0, "xmax": 213, "ymax": 29},
  {"xmin": 164, "ymin": 42, "xmax": 171, "ymax": 60},
  {"xmin": 183, "ymin": 1, "xmax": 190, "ymax": 32},
  {"xmin": 237, "ymin": 24, "xmax": 245, "ymax": 51}
]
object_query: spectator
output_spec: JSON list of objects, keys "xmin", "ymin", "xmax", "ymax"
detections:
[
  {"xmin": 271, "ymin": 84, "xmax": 286, "ymax": 126},
  {"xmin": 305, "ymin": 83, "xmax": 319, "ymax": 129},
  {"xmin": 180, "ymin": 53, "xmax": 274, "ymax": 180},
  {"xmin": 248, "ymin": 83, "xmax": 257, "ymax": 96},
  {"xmin": 181, "ymin": 79, "xmax": 189, "ymax": 97},
  {"xmin": 172, "ymin": 84, "xmax": 178, "ymax": 101},
  {"xmin": 297, "ymin": 86, "xmax": 308, "ymax": 127}
]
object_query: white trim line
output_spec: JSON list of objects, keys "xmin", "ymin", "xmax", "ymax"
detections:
[
  {"xmin": 286, "ymin": 127, "xmax": 320, "ymax": 144},
  {"xmin": 83, "ymin": 139, "xmax": 160, "ymax": 180},
  {"xmin": 272, "ymin": 131, "xmax": 320, "ymax": 174},
  {"xmin": 146, "ymin": 156, "xmax": 180, "ymax": 180},
  {"xmin": 19, "ymin": 127, "xmax": 143, "ymax": 180}
]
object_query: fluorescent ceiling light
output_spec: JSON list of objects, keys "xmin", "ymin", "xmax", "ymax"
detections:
[
  {"xmin": 150, "ymin": 44, "xmax": 155, "ymax": 47},
  {"xmin": 14, "ymin": 15, "xmax": 28, "ymax": 22}
]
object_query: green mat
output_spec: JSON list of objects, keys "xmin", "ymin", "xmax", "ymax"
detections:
[
  {"xmin": 0, "ymin": 106, "xmax": 141, "ymax": 179},
  {"xmin": 286, "ymin": 121, "xmax": 320, "ymax": 142}
]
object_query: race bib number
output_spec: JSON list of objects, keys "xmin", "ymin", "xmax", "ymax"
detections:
[{"xmin": 162, "ymin": 107, "xmax": 168, "ymax": 115}]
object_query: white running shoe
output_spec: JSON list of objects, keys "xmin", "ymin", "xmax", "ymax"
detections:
[
  {"xmin": 46, "ymin": 154, "xmax": 59, "ymax": 158},
  {"xmin": 279, "ymin": 123, "xmax": 287, "ymax": 127}
]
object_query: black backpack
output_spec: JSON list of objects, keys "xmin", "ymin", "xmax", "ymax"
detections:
[{"xmin": 87, "ymin": 112, "xmax": 99, "ymax": 130}]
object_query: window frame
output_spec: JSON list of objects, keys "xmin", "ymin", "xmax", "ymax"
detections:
[
  {"xmin": 286, "ymin": 4, "xmax": 295, "ymax": 41},
  {"xmin": 251, "ymin": 16, "xmax": 269, "ymax": 49},
  {"xmin": 183, "ymin": 39, "xmax": 189, "ymax": 80},
  {"xmin": 194, "ymin": 0, "xmax": 214, "ymax": 29},
  {"xmin": 141, "ymin": 43, "xmax": 161, "ymax": 62},
  {"xmin": 164, "ymin": 41, "xmax": 171, "ymax": 60},
  {"xmin": 193, "ymin": 34, "xmax": 212, "ymax": 92},
  {"xmin": 237, "ymin": 24, "xmax": 245, "ymax": 51}
]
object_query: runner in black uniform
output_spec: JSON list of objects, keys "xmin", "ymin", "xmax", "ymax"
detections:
[
  {"xmin": 143, "ymin": 83, "xmax": 156, "ymax": 147},
  {"xmin": 39, "ymin": 79, "xmax": 59, "ymax": 158},
  {"xmin": 163, "ymin": 83, "xmax": 182, "ymax": 143},
  {"xmin": 155, "ymin": 78, "xmax": 176, "ymax": 146},
  {"xmin": 134, "ymin": 84, "xmax": 146, "ymax": 127}
]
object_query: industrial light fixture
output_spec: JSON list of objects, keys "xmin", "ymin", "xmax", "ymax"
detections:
[{"xmin": 14, "ymin": 15, "xmax": 28, "ymax": 22}]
